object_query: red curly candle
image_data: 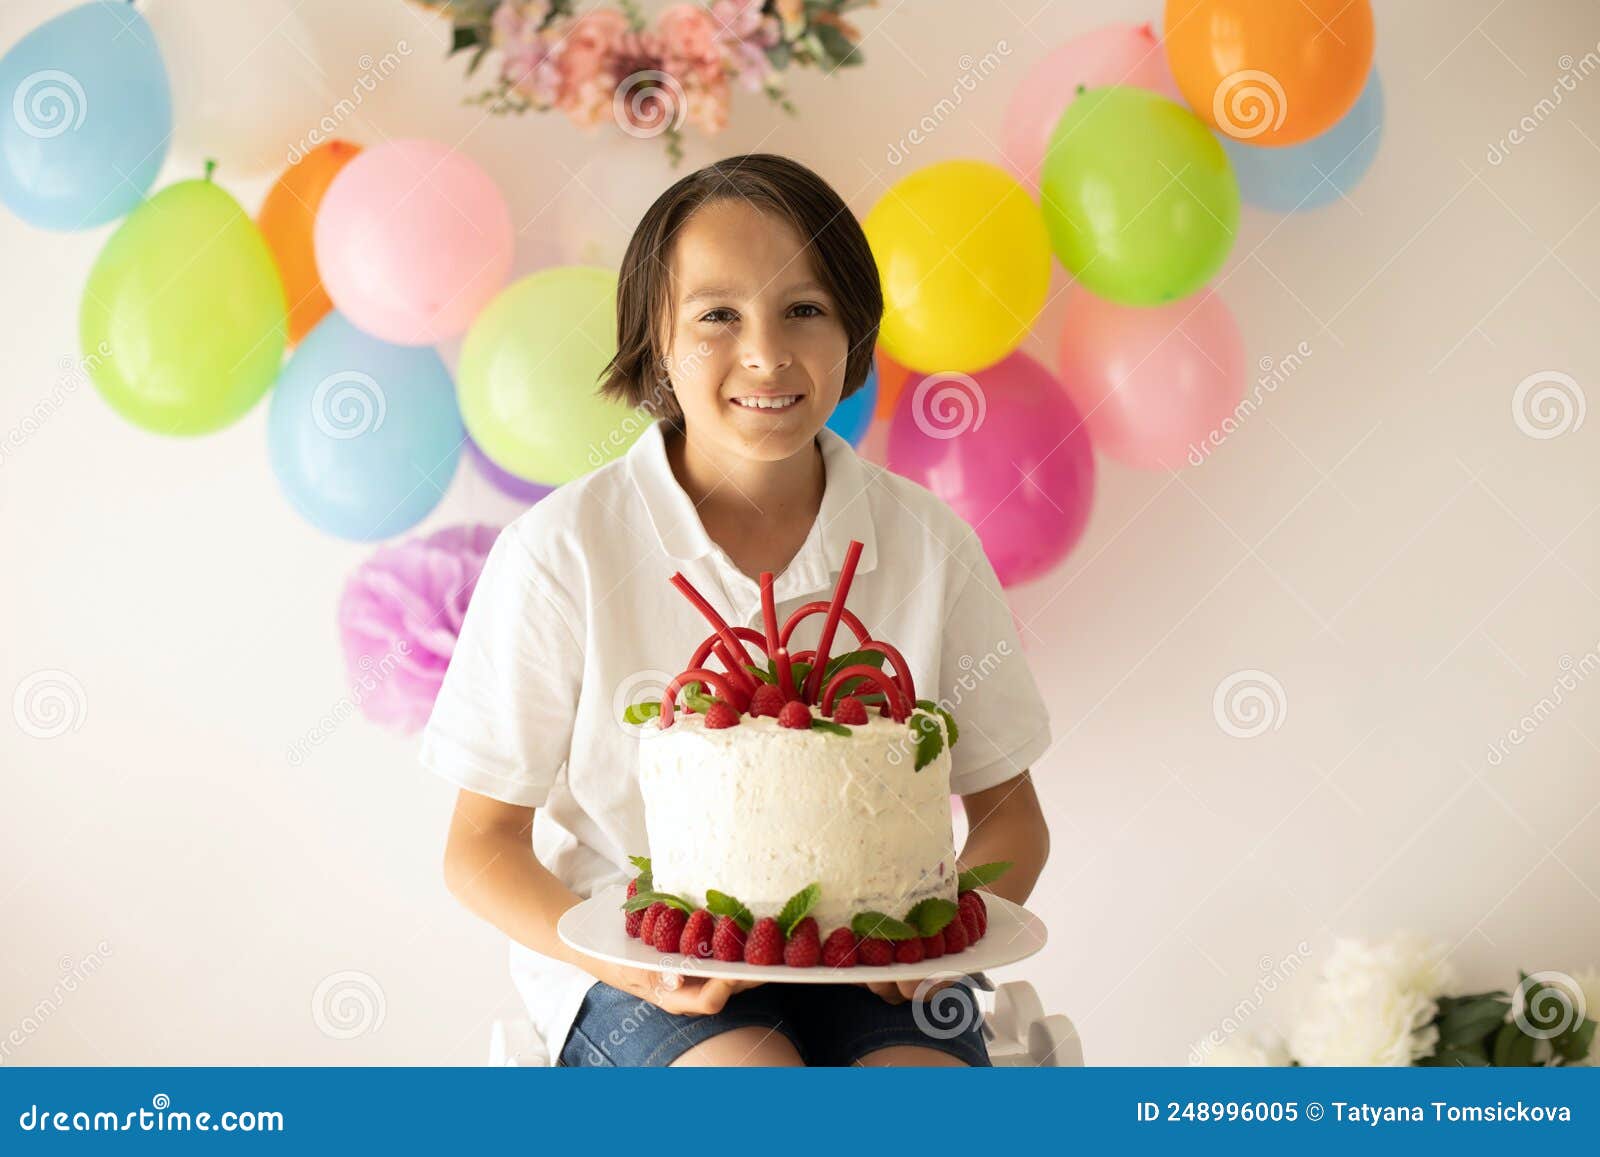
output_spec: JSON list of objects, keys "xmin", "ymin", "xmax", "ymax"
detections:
[
  {"xmin": 670, "ymin": 572, "xmax": 758, "ymax": 691},
  {"xmin": 856, "ymin": 638, "xmax": 916, "ymax": 705},
  {"xmin": 709, "ymin": 640, "xmax": 754, "ymax": 710},
  {"xmin": 658, "ymin": 668, "xmax": 745, "ymax": 728},
  {"xmin": 820, "ymin": 665, "xmax": 910, "ymax": 721},
  {"xmin": 759, "ymin": 571, "xmax": 797, "ymax": 699},
  {"xmin": 803, "ymin": 539, "xmax": 864, "ymax": 703},
  {"xmin": 779, "ymin": 602, "xmax": 871, "ymax": 649},
  {"xmin": 689, "ymin": 627, "xmax": 768, "ymax": 673}
]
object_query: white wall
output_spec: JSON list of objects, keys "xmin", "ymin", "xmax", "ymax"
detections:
[{"xmin": 2, "ymin": 0, "xmax": 1597, "ymax": 1065}]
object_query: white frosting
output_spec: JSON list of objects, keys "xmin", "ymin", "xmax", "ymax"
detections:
[{"xmin": 638, "ymin": 712, "xmax": 956, "ymax": 932}]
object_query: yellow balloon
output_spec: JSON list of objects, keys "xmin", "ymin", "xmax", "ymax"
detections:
[{"xmin": 864, "ymin": 160, "xmax": 1050, "ymax": 374}]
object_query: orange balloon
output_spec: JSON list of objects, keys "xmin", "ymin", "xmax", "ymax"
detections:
[
  {"xmin": 257, "ymin": 140, "xmax": 361, "ymax": 344},
  {"xmin": 1163, "ymin": 0, "xmax": 1374, "ymax": 148},
  {"xmin": 873, "ymin": 347, "xmax": 911, "ymax": 421}
]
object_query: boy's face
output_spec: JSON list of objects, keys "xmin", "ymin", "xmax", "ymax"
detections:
[{"xmin": 662, "ymin": 198, "xmax": 850, "ymax": 464}]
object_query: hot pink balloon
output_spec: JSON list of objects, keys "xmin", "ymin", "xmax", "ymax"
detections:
[
  {"xmin": 315, "ymin": 139, "xmax": 514, "ymax": 345},
  {"xmin": 1001, "ymin": 22, "xmax": 1181, "ymax": 191},
  {"xmin": 887, "ymin": 352, "xmax": 1095, "ymax": 588},
  {"xmin": 1056, "ymin": 286, "xmax": 1246, "ymax": 470}
]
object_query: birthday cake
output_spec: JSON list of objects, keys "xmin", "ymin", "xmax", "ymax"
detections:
[{"xmin": 621, "ymin": 539, "xmax": 1008, "ymax": 968}]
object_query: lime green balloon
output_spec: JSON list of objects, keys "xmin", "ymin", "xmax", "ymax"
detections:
[
  {"xmin": 458, "ymin": 267, "xmax": 640, "ymax": 485},
  {"xmin": 1041, "ymin": 86, "xmax": 1239, "ymax": 306},
  {"xmin": 80, "ymin": 179, "xmax": 287, "ymax": 434}
]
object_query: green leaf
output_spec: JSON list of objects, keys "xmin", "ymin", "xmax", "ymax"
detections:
[
  {"xmin": 956, "ymin": 861, "xmax": 1013, "ymax": 894},
  {"xmin": 705, "ymin": 889, "xmax": 754, "ymax": 933},
  {"xmin": 622, "ymin": 701, "xmax": 661, "ymax": 724},
  {"xmin": 777, "ymin": 883, "xmax": 820, "ymax": 936},
  {"xmin": 1491, "ymin": 1021, "xmax": 1537, "ymax": 1067},
  {"xmin": 1552, "ymin": 1016, "xmax": 1596, "ymax": 1063},
  {"xmin": 627, "ymin": 855, "xmax": 651, "ymax": 874},
  {"xmin": 788, "ymin": 661, "xmax": 813, "ymax": 692},
  {"xmin": 682, "ymin": 681, "xmax": 715, "ymax": 714},
  {"xmin": 851, "ymin": 911, "xmax": 919, "ymax": 941},
  {"xmin": 747, "ymin": 664, "xmax": 775, "ymax": 685},
  {"xmin": 1434, "ymin": 995, "xmax": 1509, "ymax": 1049},
  {"xmin": 810, "ymin": 719, "xmax": 852, "ymax": 737},
  {"xmin": 622, "ymin": 890, "xmax": 692, "ymax": 914},
  {"xmin": 449, "ymin": 25, "xmax": 482, "ymax": 56},
  {"xmin": 916, "ymin": 699, "xmax": 959, "ymax": 747},
  {"xmin": 1420, "ymin": 1043, "xmax": 1490, "ymax": 1067},
  {"xmin": 904, "ymin": 897, "xmax": 958, "ymax": 936},
  {"xmin": 911, "ymin": 712, "xmax": 944, "ymax": 771},
  {"xmin": 823, "ymin": 649, "xmax": 887, "ymax": 681}
]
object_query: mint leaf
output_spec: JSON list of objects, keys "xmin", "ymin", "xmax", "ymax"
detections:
[
  {"xmin": 682, "ymin": 681, "xmax": 715, "ymax": 714},
  {"xmin": 916, "ymin": 699, "xmax": 959, "ymax": 747},
  {"xmin": 1491, "ymin": 1021, "xmax": 1537, "ymax": 1066},
  {"xmin": 623, "ymin": 701, "xmax": 661, "ymax": 724},
  {"xmin": 810, "ymin": 719, "xmax": 852, "ymax": 737},
  {"xmin": 747, "ymin": 664, "xmax": 775, "ymax": 685},
  {"xmin": 776, "ymin": 883, "xmax": 820, "ymax": 936},
  {"xmin": 904, "ymin": 897, "xmax": 958, "ymax": 936},
  {"xmin": 627, "ymin": 855, "xmax": 651, "ymax": 874},
  {"xmin": 1434, "ymin": 994, "xmax": 1509, "ymax": 1048},
  {"xmin": 851, "ymin": 911, "xmax": 919, "ymax": 941},
  {"xmin": 911, "ymin": 712, "xmax": 944, "ymax": 770},
  {"xmin": 956, "ymin": 861, "xmax": 1013, "ymax": 894},
  {"xmin": 788, "ymin": 661, "xmax": 812, "ymax": 691},
  {"xmin": 705, "ymin": 889, "xmax": 754, "ymax": 933},
  {"xmin": 622, "ymin": 890, "xmax": 692, "ymax": 914}
]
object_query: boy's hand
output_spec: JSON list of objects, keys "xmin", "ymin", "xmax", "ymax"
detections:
[
  {"xmin": 858, "ymin": 977, "xmax": 959, "ymax": 1004},
  {"xmin": 602, "ymin": 962, "xmax": 763, "ymax": 1016}
]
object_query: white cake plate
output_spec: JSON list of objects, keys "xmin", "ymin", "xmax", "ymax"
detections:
[{"xmin": 559, "ymin": 884, "xmax": 1048, "ymax": 984}]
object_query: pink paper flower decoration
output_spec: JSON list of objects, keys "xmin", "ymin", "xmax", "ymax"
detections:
[{"xmin": 337, "ymin": 524, "xmax": 500, "ymax": 734}]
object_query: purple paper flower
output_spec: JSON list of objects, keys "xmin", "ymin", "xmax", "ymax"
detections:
[{"xmin": 337, "ymin": 524, "xmax": 500, "ymax": 734}]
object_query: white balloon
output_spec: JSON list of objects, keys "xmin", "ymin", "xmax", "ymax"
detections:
[{"xmin": 145, "ymin": 0, "xmax": 330, "ymax": 178}]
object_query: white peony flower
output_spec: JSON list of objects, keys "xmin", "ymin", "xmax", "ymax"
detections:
[
  {"xmin": 1289, "ymin": 934, "xmax": 1458, "ymax": 1066},
  {"xmin": 1191, "ymin": 1031, "xmax": 1292, "ymax": 1066}
]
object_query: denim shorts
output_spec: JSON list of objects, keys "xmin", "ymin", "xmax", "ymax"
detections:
[{"xmin": 558, "ymin": 978, "xmax": 992, "ymax": 1068}]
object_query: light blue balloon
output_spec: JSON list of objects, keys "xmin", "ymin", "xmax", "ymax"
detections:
[
  {"xmin": 1222, "ymin": 71, "xmax": 1384, "ymax": 213},
  {"xmin": 269, "ymin": 313, "xmax": 464, "ymax": 541},
  {"xmin": 0, "ymin": 2, "xmax": 172, "ymax": 231},
  {"xmin": 826, "ymin": 363, "xmax": 878, "ymax": 446}
]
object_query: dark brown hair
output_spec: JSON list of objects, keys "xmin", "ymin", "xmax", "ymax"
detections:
[{"xmin": 598, "ymin": 153, "xmax": 882, "ymax": 429}]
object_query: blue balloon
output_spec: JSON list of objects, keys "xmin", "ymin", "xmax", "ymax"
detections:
[
  {"xmin": 0, "ymin": 3, "xmax": 172, "ymax": 230},
  {"xmin": 1222, "ymin": 71, "xmax": 1384, "ymax": 213},
  {"xmin": 826, "ymin": 363, "xmax": 879, "ymax": 446},
  {"xmin": 269, "ymin": 313, "xmax": 464, "ymax": 541}
]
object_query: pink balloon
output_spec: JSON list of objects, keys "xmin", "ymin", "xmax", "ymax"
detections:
[
  {"xmin": 887, "ymin": 352, "xmax": 1095, "ymax": 588},
  {"xmin": 315, "ymin": 140, "xmax": 514, "ymax": 345},
  {"xmin": 1001, "ymin": 22, "xmax": 1181, "ymax": 191},
  {"xmin": 1056, "ymin": 286, "xmax": 1246, "ymax": 470}
]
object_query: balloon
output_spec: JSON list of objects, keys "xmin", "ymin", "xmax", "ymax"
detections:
[
  {"xmin": 0, "ymin": 2, "xmax": 171, "ymax": 230},
  {"xmin": 873, "ymin": 348, "xmax": 911, "ymax": 420},
  {"xmin": 268, "ymin": 313, "xmax": 463, "ymax": 540},
  {"xmin": 457, "ymin": 267, "xmax": 638, "ymax": 485},
  {"xmin": 887, "ymin": 352, "xmax": 1095, "ymax": 587},
  {"xmin": 144, "ymin": 0, "xmax": 329, "ymax": 177},
  {"xmin": 1041, "ymin": 86, "xmax": 1239, "ymax": 306},
  {"xmin": 826, "ymin": 364, "xmax": 878, "ymax": 447},
  {"xmin": 258, "ymin": 141, "xmax": 362, "ymax": 344},
  {"xmin": 1056, "ymin": 286, "xmax": 1245, "ymax": 470},
  {"xmin": 1000, "ymin": 22, "xmax": 1181, "ymax": 191},
  {"xmin": 466, "ymin": 436, "xmax": 554, "ymax": 504},
  {"xmin": 1164, "ymin": 0, "xmax": 1375, "ymax": 148},
  {"xmin": 864, "ymin": 160, "xmax": 1051, "ymax": 374},
  {"xmin": 315, "ymin": 140, "xmax": 514, "ymax": 345},
  {"xmin": 1222, "ymin": 71, "xmax": 1384, "ymax": 212},
  {"xmin": 80, "ymin": 180, "xmax": 286, "ymax": 435}
]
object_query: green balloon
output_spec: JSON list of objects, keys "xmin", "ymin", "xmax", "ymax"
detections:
[
  {"xmin": 457, "ymin": 266, "xmax": 642, "ymax": 485},
  {"xmin": 80, "ymin": 179, "xmax": 286, "ymax": 435},
  {"xmin": 1041, "ymin": 86, "xmax": 1239, "ymax": 306}
]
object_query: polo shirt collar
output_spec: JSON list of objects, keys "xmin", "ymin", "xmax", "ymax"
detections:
[{"xmin": 626, "ymin": 420, "xmax": 878, "ymax": 588}]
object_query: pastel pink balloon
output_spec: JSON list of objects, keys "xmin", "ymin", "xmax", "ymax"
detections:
[
  {"xmin": 1056, "ymin": 286, "xmax": 1246, "ymax": 470},
  {"xmin": 315, "ymin": 140, "xmax": 514, "ymax": 345},
  {"xmin": 887, "ymin": 352, "xmax": 1095, "ymax": 588},
  {"xmin": 1001, "ymin": 22, "xmax": 1182, "ymax": 191}
]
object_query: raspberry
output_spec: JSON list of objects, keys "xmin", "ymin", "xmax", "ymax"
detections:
[
  {"xmin": 821, "ymin": 928, "xmax": 858, "ymax": 968},
  {"xmin": 783, "ymin": 918, "xmax": 822, "ymax": 967},
  {"xmin": 624, "ymin": 908, "xmax": 644, "ymax": 938},
  {"xmin": 744, "ymin": 917, "xmax": 785, "ymax": 965},
  {"xmin": 704, "ymin": 700, "xmax": 740, "ymax": 729},
  {"xmin": 680, "ymin": 909, "xmax": 716, "ymax": 958},
  {"xmin": 749, "ymin": 683, "xmax": 786, "ymax": 718},
  {"xmin": 858, "ymin": 937, "xmax": 894, "ymax": 966},
  {"xmin": 894, "ymin": 936, "xmax": 926, "ymax": 965},
  {"xmin": 942, "ymin": 913, "xmax": 969, "ymax": 954},
  {"xmin": 652, "ymin": 905, "xmax": 687, "ymax": 953},
  {"xmin": 958, "ymin": 891, "xmax": 983, "ymax": 941},
  {"xmin": 711, "ymin": 915, "xmax": 746, "ymax": 962},
  {"xmin": 626, "ymin": 878, "xmax": 638, "ymax": 900},
  {"xmin": 920, "ymin": 930, "xmax": 945, "ymax": 958},
  {"xmin": 777, "ymin": 700, "xmax": 812, "ymax": 730},
  {"xmin": 638, "ymin": 901, "xmax": 667, "ymax": 945},
  {"xmin": 832, "ymin": 696, "xmax": 869, "ymax": 725}
]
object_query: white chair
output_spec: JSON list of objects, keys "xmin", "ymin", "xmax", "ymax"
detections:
[{"xmin": 488, "ymin": 976, "xmax": 1083, "ymax": 1067}]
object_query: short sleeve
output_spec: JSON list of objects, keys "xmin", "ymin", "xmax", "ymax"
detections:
[
  {"xmin": 938, "ymin": 535, "xmax": 1053, "ymax": 795},
  {"xmin": 417, "ymin": 526, "xmax": 583, "ymax": 807}
]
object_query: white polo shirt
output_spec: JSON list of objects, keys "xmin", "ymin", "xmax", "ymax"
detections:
[{"xmin": 419, "ymin": 419, "xmax": 1052, "ymax": 1064}]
